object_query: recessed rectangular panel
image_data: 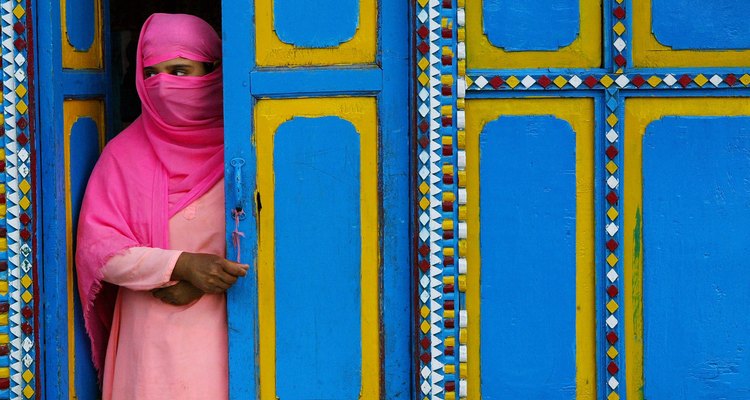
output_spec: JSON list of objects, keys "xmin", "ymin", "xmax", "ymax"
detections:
[
  {"xmin": 254, "ymin": 98, "xmax": 380, "ymax": 400},
  {"xmin": 61, "ymin": 0, "xmax": 103, "ymax": 69},
  {"xmin": 483, "ymin": 0, "xmax": 579, "ymax": 51},
  {"xmin": 652, "ymin": 0, "xmax": 750, "ymax": 50},
  {"xmin": 274, "ymin": 117, "xmax": 362, "ymax": 398},
  {"xmin": 465, "ymin": 98, "xmax": 596, "ymax": 400},
  {"xmin": 633, "ymin": 0, "xmax": 750, "ymax": 67},
  {"xmin": 274, "ymin": 0, "xmax": 359, "ymax": 48},
  {"xmin": 479, "ymin": 116, "xmax": 577, "ymax": 398},
  {"xmin": 624, "ymin": 98, "xmax": 750, "ymax": 399},
  {"xmin": 466, "ymin": 0, "xmax": 601, "ymax": 69},
  {"xmin": 255, "ymin": 0, "xmax": 376, "ymax": 66},
  {"xmin": 63, "ymin": 100, "xmax": 105, "ymax": 400},
  {"xmin": 642, "ymin": 117, "xmax": 750, "ymax": 398}
]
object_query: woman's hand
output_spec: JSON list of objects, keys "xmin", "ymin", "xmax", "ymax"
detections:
[
  {"xmin": 171, "ymin": 252, "xmax": 249, "ymax": 294},
  {"xmin": 152, "ymin": 281, "xmax": 204, "ymax": 306}
]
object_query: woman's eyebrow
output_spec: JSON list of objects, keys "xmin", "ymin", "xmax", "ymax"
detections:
[{"xmin": 167, "ymin": 64, "xmax": 195, "ymax": 70}]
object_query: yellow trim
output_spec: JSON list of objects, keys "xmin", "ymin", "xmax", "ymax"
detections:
[
  {"xmin": 623, "ymin": 97, "xmax": 750, "ymax": 399},
  {"xmin": 60, "ymin": 0, "xmax": 103, "ymax": 69},
  {"xmin": 465, "ymin": 0, "xmax": 601, "ymax": 69},
  {"xmin": 464, "ymin": 98, "xmax": 596, "ymax": 399},
  {"xmin": 255, "ymin": 0, "xmax": 377, "ymax": 67},
  {"xmin": 63, "ymin": 99, "xmax": 105, "ymax": 399},
  {"xmin": 254, "ymin": 98, "xmax": 380, "ymax": 399},
  {"xmin": 632, "ymin": 2, "xmax": 750, "ymax": 67}
]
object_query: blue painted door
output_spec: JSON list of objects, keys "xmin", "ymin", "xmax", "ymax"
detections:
[
  {"xmin": 417, "ymin": 0, "xmax": 750, "ymax": 399},
  {"xmin": 36, "ymin": 0, "xmax": 111, "ymax": 398},
  {"xmin": 221, "ymin": 0, "xmax": 411, "ymax": 398}
]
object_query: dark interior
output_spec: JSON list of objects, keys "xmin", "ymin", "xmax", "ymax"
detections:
[{"xmin": 109, "ymin": 0, "xmax": 221, "ymax": 130}]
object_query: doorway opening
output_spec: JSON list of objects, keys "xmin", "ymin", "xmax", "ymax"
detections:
[{"xmin": 109, "ymin": 0, "xmax": 221, "ymax": 131}]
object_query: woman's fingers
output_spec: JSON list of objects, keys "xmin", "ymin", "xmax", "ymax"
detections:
[{"xmin": 221, "ymin": 260, "xmax": 249, "ymax": 277}]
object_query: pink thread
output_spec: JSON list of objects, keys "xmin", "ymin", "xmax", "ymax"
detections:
[{"xmin": 232, "ymin": 210, "xmax": 245, "ymax": 263}]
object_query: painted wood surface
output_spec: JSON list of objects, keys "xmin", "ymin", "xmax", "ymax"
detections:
[
  {"xmin": 37, "ymin": 0, "xmax": 112, "ymax": 396},
  {"xmin": 479, "ymin": 116, "xmax": 577, "ymax": 398},
  {"xmin": 651, "ymin": 0, "xmax": 750, "ymax": 50},
  {"xmin": 274, "ymin": 117, "xmax": 362, "ymax": 399},
  {"xmin": 483, "ymin": 0, "xmax": 579, "ymax": 51},
  {"xmin": 274, "ymin": 0, "xmax": 358, "ymax": 48},
  {"xmin": 223, "ymin": 0, "xmax": 410, "ymax": 396},
  {"xmin": 642, "ymin": 117, "xmax": 750, "ymax": 399}
]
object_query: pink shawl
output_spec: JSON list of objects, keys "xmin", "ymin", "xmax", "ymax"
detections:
[{"xmin": 75, "ymin": 13, "xmax": 224, "ymax": 376}]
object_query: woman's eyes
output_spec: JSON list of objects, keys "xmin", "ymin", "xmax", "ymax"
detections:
[
  {"xmin": 173, "ymin": 70, "xmax": 187, "ymax": 76},
  {"xmin": 143, "ymin": 69, "xmax": 190, "ymax": 78}
]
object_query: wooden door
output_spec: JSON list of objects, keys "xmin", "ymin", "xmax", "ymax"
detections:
[
  {"xmin": 420, "ymin": 0, "xmax": 750, "ymax": 399},
  {"xmin": 37, "ymin": 0, "xmax": 111, "ymax": 397},
  {"xmin": 221, "ymin": 0, "xmax": 411, "ymax": 398}
]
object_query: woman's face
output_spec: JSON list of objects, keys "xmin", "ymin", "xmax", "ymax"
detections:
[{"xmin": 143, "ymin": 57, "xmax": 210, "ymax": 79}]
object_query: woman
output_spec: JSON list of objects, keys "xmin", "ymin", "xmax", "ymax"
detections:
[{"xmin": 76, "ymin": 13, "xmax": 246, "ymax": 399}]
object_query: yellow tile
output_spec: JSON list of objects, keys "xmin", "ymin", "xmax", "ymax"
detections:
[
  {"xmin": 23, "ymin": 385, "xmax": 34, "ymax": 399},
  {"xmin": 444, "ymin": 364, "xmax": 455, "ymax": 374},
  {"xmin": 442, "ymin": 164, "xmax": 454, "ymax": 175},
  {"xmin": 444, "ymin": 393, "xmax": 455, "ymax": 400},
  {"xmin": 0, "ymin": 334, "xmax": 7, "ymax": 344},
  {"xmin": 445, "ymin": 337, "xmax": 455, "ymax": 347},
  {"xmin": 22, "ymin": 370, "xmax": 32, "ymax": 383},
  {"xmin": 457, "ymin": 130, "xmax": 466, "ymax": 149},
  {"xmin": 441, "ymin": 75, "xmax": 454, "ymax": 86},
  {"xmin": 607, "ymin": 207, "xmax": 619, "ymax": 220},
  {"xmin": 607, "ymin": 114, "xmax": 619, "ymax": 127},
  {"xmin": 419, "ymin": 197, "xmax": 429, "ymax": 210},
  {"xmin": 457, "ymin": 171, "xmax": 466, "ymax": 187},
  {"xmin": 458, "ymin": 60, "xmax": 466, "ymax": 76},
  {"xmin": 606, "ymin": 160, "xmax": 618, "ymax": 174},
  {"xmin": 607, "ymin": 299, "xmax": 619, "ymax": 313},
  {"xmin": 15, "ymin": 84, "xmax": 27, "ymax": 98},
  {"xmin": 12, "ymin": 4, "xmax": 24, "ymax": 18},
  {"xmin": 443, "ymin": 219, "xmax": 454, "ymax": 231},
  {"xmin": 443, "ymin": 247, "xmax": 454, "ymax": 257},
  {"xmin": 458, "ymin": 275, "xmax": 467, "ymax": 292},
  {"xmin": 441, "ymin": 105, "xmax": 453, "ymax": 116},
  {"xmin": 19, "ymin": 180, "xmax": 30, "ymax": 194},
  {"xmin": 458, "ymin": 240, "xmax": 467, "ymax": 257},
  {"xmin": 741, "ymin": 74, "xmax": 750, "ymax": 86},
  {"xmin": 607, "ymin": 253, "xmax": 619, "ymax": 267},
  {"xmin": 0, "ymin": 281, "xmax": 7, "ymax": 296},
  {"xmin": 444, "ymin": 310, "xmax": 455, "ymax": 319},
  {"xmin": 607, "ymin": 346, "xmax": 619, "ymax": 359},
  {"xmin": 443, "ymin": 192, "xmax": 455, "ymax": 202},
  {"xmin": 419, "ymin": 182, "xmax": 429, "ymax": 195},
  {"xmin": 458, "ymin": 206, "xmax": 467, "ymax": 220},
  {"xmin": 442, "ymin": 136, "xmax": 453, "ymax": 145},
  {"xmin": 693, "ymin": 74, "xmax": 708, "ymax": 87},
  {"xmin": 21, "ymin": 290, "xmax": 32, "ymax": 303},
  {"xmin": 613, "ymin": 22, "xmax": 625, "ymax": 35},
  {"xmin": 420, "ymin": 320, "xmax": 430, "ymax": 334},
  {"xmin": 647, "ymin": 75, "xmax": 663, "ymax": 87},
  {"xmin": 418, "ymin": 72, "xmax": 429, "ymax": 86},
  {"xmin": 459, "ymin": 328, "xmax": 467, "ymax": 344},
  {"xmin": 457, "ymin": 27, "xmax": 465, "ymax": 42},
  {"xmin": 460, "ymin": 363, "xmax": 468, "ymax": 378},
  {"xmin": 600, "ymin": 75, "xmax": 614, "ymax": 88},
  {"xmin": 553, "ymin": 76, "xmax": 568, "ymax": 88},
  {"xmin": 464, "ymin": 76, "xmax": 473, "ymax": 87},
  {"xmin": 0, "ymin": 313, "xmax": 7, "ymax": 325},
  {"xmin": 420, "ymin": 305, "xmax": 429, "ymax": 318},
  {"xmin": 16, "ymin": 100, "xmax": 28, "ymax": 115},
  {"xmin": 443, "ymin": 275, "xmax": 455, "ymax": 285},
  {"xmin": 21, "ymin": 275, "xmax": 31, "ymax": 288},
  {"xmin": 418, "ymin": 58, "xmax": 429, "ymax": 71},
  {"xmin": 0, "ymin": 367, "xmax": 8, "ymax": 378},
  {"xmin": 418, "ymin": 0, "xmax": 428, "ymax": 7},
  {"xmin": 19, "ymin": 196, "xmax": 30, "ymax": 210},
  {"xmin": 506, "ymin": 76, "xmax": 520, "ymax": 88},
  {"xmin": 457, "ymin": 98, "xmax": 465, "ymax": 109},
  {"xmin": 608, "ymin": 392, "xmax": 620, "ymax": 400}
]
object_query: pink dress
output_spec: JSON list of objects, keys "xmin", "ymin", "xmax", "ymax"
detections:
[{"xmin": 100, "ymin": 180, "xmax": 228, "ymax": 400}]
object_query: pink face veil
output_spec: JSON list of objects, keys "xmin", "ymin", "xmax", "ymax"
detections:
[{"xmin": 75, "ymin": 13, "xmax": 225, "ymax": 378}]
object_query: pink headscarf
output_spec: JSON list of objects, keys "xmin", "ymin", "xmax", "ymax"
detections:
[{"xmin": 75, "ymin": 13, "xmax": 224, "ymax": 377}]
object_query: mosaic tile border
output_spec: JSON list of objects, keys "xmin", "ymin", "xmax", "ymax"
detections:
[
  {"xmin": 465, "ymin": 72, "xmax": 750, "ymax": 91},
  {"xmin": 1, "ymin": 0, "xmax": 35, "ymax": 398},
  {"xmin": 415, "ymin": 0, "xmax": 446, "ymax": 398}
]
